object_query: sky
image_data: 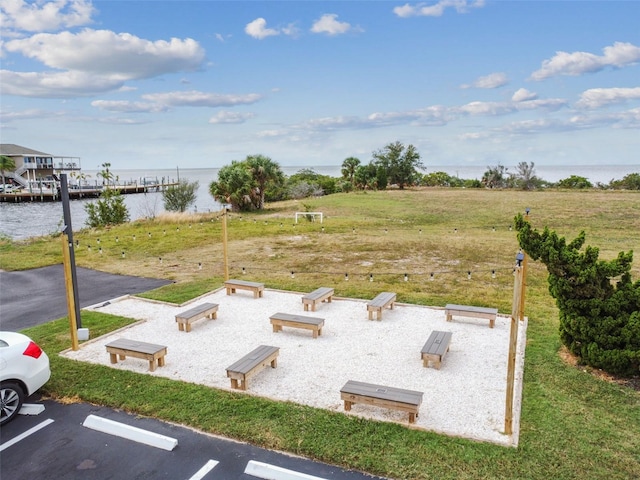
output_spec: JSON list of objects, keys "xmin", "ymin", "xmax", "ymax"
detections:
[{"xmin": 1, "ymin": 0, "xmax": 639, "ymax": 171}]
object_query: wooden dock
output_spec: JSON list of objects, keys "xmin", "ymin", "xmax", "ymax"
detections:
[{"xmin": 0, "ymin": 183, "xmax": 178, "ymax": 203}]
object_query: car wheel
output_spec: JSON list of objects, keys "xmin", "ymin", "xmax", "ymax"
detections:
[{"xmin": 0, "ymin": 382, "xmax": 25, "ymax": 425}]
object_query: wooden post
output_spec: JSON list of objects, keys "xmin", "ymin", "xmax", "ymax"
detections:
[
  {"xmin": 518, "ymin": 212, "xmax": 530, "ymax": 322},
  {"xmin": 504, "ymin": 264, "xmax": 523, "ymax": 435},
  {"xmin": 221, "ymin": 206, "xmax": 229, "ymax": 281},
  {"xmin": 62, "ymin": 234, "xmax": 79, "ymax": 351}
]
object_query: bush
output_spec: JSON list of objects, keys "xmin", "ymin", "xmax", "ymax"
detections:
[
  {"xmin": 163, "ymin": 180, "xmax": 199, "ymax": 213},
  {"xmin": 556, "ymin": 175, "xmax": 593, "ymax": 189},
  {"xmin": 515, "ymin": 214, "xmax": 640, "ymax": 376},
  {"xmin": 85, "ymin": 188, "xmax": 130, "ymax": 228}
]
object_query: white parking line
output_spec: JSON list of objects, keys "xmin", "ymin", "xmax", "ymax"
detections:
[
  {"xmin": 187, "ymin": 459, "xmax": 219, "ymax": 480},
  {"xmin": 0, "ymin": 418, "xmax": 55, "ymax": 452}
]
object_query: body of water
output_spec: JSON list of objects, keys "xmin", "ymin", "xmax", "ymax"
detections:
[{"xmin": 1, "ymin": 164, "xmax": 637, "ymax": 241}]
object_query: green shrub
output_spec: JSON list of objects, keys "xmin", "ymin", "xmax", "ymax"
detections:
[{"xmin": 516, "ymin": 214, "xmax": 640, "ymax": 376}]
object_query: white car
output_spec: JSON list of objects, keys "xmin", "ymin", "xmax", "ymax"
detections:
[{"xmin": 0, "ymin": 332, "xmax": 51, "ymax": 425}]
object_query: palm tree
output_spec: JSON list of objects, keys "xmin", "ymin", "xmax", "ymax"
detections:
[
  {"xmin": 245, "ymin": 155, "xmax": 284, "ymax": 210},
  {"xmin": 341, "ymin": 156, "xmax": 360, "ymax": 183},
  {"xmin": 0, "ymin": 155, "xmax": 16, "ymax": 189}
]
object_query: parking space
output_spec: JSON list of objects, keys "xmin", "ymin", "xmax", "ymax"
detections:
[{"xmin": 1, "ymin": 397, "xmax": 386, "ymax": 480}]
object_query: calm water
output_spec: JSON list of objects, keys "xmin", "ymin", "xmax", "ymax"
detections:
[{"xmin": 1, "ymin": 164, "xmax": 638, "ymax": 241}]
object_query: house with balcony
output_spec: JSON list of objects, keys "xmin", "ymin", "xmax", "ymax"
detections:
[{"xmin": 0, "ymin": 143, "xmax": 81, "ymax": 193}]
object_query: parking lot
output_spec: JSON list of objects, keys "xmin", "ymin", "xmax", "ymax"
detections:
[{"xmin": 1, "ymin": 396, "xmax": 385, "ymax": 480}]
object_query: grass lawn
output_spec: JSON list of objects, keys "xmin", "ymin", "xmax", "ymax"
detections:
[{"xmin": 2, "ymin": 188, "xmax": 639, "ymax": 480}]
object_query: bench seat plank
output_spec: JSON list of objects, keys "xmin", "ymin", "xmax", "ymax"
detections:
[
  {"xmin": 340, "ymin": 380, "xmax": 423, "ymax": 423},
  {"xmin": 224, "ymin": 279, "xmax": 264, "ymax": 298},
  {"xmin": 421, "ymin": 331, "xmax": 452, "ymax": 369},
  {"xmin": 366, "ymin": 292, "xmax": 396, "ymax": 320},
  {"xmin": 175, "ymin": 302, "xmax": 218, "ymax": 332},
  {"xmin": 445, "ymin": 303, "xmax": 498, "ymax": 328},
  {"xmin": 105, "ymin": 338, "xmax": 168, "ymax": 372},
  {"xmin": 302, "ymin": 287, "xmax": 334, "ymax": 312},
  {"xmin": 226, "ymin": 345, "xmax": 279, "ymax": 390},
  {"xmin": 270, "ymin": 312, "xmax": 325, "ymax": 338}
]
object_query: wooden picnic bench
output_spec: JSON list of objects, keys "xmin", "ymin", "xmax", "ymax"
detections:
[
  {"xmin": 366, "ymin": 292, "xmax": 397, "ymax": 320},
  {"xmin": 224, "ymin": 279, "xmax": 264, "ymax": 298},
  {"xmin": 175, "ymin": 302, "xmax": 218, "ymax": 332},
  {"xmin": 301, "ymin": 287, "xmax": 334, "ymax": 312},
  {"xmin": 226, "ymin": 345, "xmax": 279, "ymax": 390},
  {"xmin": 105, "ymin": 338, "xmax": 168, "ymax": 372},
  {"xmin": 270, "ymin": 312, "xmax": 325, "ymax": 338},
  {"xmin": 445, "ymin": 304, "xmax": 498, "ymax": 328},
  {"xmin": 421, "ymin": 331, "xmax": 453, "ymax": 369},
  {"xmin": 340, "ymin": 380, "xmax": 423, "ymax": 424}
]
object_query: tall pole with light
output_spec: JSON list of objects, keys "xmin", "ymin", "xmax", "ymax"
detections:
[
  {"xmin": 504, "ymin": 209, "xmax": 529, "ymax": 436},
  {"xmin": 221, "ymin": 205, "xmax": 229, "ymax": 281}
]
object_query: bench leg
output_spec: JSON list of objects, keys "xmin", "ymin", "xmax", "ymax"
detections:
[
  {"xmin": 109, "ymin": 353, "xmax": 118, "ymax": 364},
  {"xmin": 312, "ymin": 329, "xmax": 318, "ymax": 339},
  {"xmin": 157, "ymin": 356, "xmax": 166, "ymax": 368},
  {"xmin": 230, "ymin": 378, "xmax": 239, "ymax": 389},
  {"xmin": 409, "ymin": 412, "xmax": 416, "ymax": 424},
  {"xmin": 186, "ymin": 323, "xmax": 192, "ymax": 333},
  {"xmin": 446, "ymin": 313, "xmax": 452, "ymax": 322},
  {"xmin": 490, "ymin": 318, "xmax": 495, "ymax": 328},
  {"xmin": 119, "ymin": 354, "xmax": 126, "ymax": 361},
  {"xmin": 368, "ymin": 310, "xmax": 373, "ymax": 320},
  {"xmin": 303, "ymin": 303, "xmax": 310, "ymax": 312},
  {"xmin": 178, "ymin": 322, "xmax": 185, "ymax": 332},
  {"xmin": 270, "ymin": 358, "xmax": 278, "ymax": 368},
  {"xmin": 148, "ymin": 359, "xmax": 156, "ymax": 372},
  {"xmin": 272, "ymin": 324, "xmax": 281, "ymax": 333},
  {"xmin": 343, "ymin": 400, "xmax": 352, "ymax": 412}
]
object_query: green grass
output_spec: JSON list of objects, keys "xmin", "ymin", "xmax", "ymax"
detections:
[{"xmin": 5, "ymin": 188, "xmax": 640, "ymax": 480}]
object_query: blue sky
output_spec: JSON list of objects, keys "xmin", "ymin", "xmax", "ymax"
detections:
[{"xmin": 1, "ymin": 0, "xmax": 639, "ymax": 171}]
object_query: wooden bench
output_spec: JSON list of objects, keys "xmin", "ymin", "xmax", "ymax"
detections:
[
  {"xmin": 301, "ymin": 287, "xmax": 334, "ymax": 312},
  {"xmin": 226, "ymin": 345, "xmax": 279, "ymax": 390},
  {"xmin": 105, "ymin": 339, "xmax": 167, "ymax": 372},
  {"xmin": 224, "ymin": 279, "xmax": 264, "ymax": 298},
  {"xmin": 366, "ymin": 292, "xmax": 397, "ymax": 320},
  {"xmin": 175, "ymin": 302, "xmax": 218, "ymax": 332},
  {"xmin": 270, "ymin": 312, "xmax": 325, "ymax": 338},
  {"xmin": 445, "ymin": 304, "xmax": 498, "ymax": 328},
  {"xmin": 421, "ymin": 331, "xmax": 453, "ymax": 369},
  {"xmin": 340, "ymin": 380, "xmax": 423, "ymax": 424}
]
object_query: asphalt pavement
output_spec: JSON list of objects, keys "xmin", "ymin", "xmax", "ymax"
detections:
[
  {"xmin": 0, "ymin": 264, "xmax": 171, "ymax": 331},
  {"xmin": 1, "ymin": 397, "xmax": 385, "ymax": 480}
]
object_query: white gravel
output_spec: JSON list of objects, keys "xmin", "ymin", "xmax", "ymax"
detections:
[{"xmin": 63, "ymin": 287, "xmax": 527, "ymax": 447}]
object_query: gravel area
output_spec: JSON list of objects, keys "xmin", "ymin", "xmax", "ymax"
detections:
[{"xmin": 63, "ymin": 287, "xmax": 527, "ymax": 447}]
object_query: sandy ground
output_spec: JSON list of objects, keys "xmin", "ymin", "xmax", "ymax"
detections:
[{"xmin": 63, "ymin": 287, "xmax": 527, "ymax": 447}]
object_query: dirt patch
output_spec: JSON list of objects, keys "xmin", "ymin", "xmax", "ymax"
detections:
[{"xmin": 559, "ymin": 346, "xmax": 640, "ymax": 391}]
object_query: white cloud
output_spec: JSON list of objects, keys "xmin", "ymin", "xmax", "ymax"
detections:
[
  {"xmin": 457, "ymin": 101, "xmax": 516, "ymax": 116},
  {"xmin": 0, "ymin": 108, "xmax": 66, "ymax": 122},
  {"xmin": 462, "ymin": 72, "xmax": 508, "ymax": 89},
  {"xmin": 530, "ymin": 42, "xmax": 640, "ymax": 81},
  {"xmin": 576, "ymin": 87, "xmax": 640, "ymax": 109},
  {"xmin": 0, "ymin": 0, "xmax": 95, "ymax": 33},
  {"xmin": 4, "ymin": 29, "xmax": 205, "ymax": 80},
  {"xmin": 310, "ymin": 14, "xmax": 356, "ymax": 36},
  {"xmin": 245, "ymin": 18, "xmax": 279, "ymax": 39},
  {"xmin": 142, "ymin": 90, "xmax": 262, "ymax": 108},
  {"xmin": 0, "ymin": 69, "xmax": 124, "ymax": 97},
  {"xmin": 209, "ymin": 111, "xmax": 255, "ymax": 124},
  {"xmin": 511, "ymin": 88, "xmax": 538, "ymax": 102},
  {"xmin": 91, "ymin": 100, "xmax": 169, "ymax": 113},
  {"xmin": 394, "ymin": 0, "xmax": 485, "ymax": 18}
]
